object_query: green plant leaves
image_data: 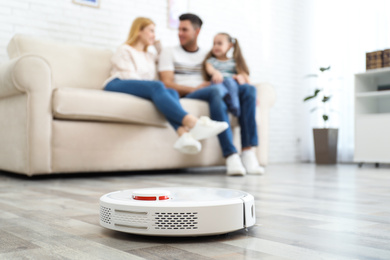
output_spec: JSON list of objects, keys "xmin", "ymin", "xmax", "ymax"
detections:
[
  {"xmin": 304, "ymin": 66, "xmax": 333, "ymax": 126},
  {"xmin": 303, "ymin": 89, "xmax": 321, "ymax": 102},
  {"xmin": 322, "ymin": 96, "xmax": 331, "ymax": 102},
  {"xmin": 319, "ymin": 66, "xmax": 331, "ymax": 72},
  {"xmin": 323, "ymin": 114, "xmax": 329, "ymax": 121}
]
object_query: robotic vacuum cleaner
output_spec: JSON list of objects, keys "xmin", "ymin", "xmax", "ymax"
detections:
[{"xmin": 100, "ymin": 187, "xmax": 256, "ymax": 236}]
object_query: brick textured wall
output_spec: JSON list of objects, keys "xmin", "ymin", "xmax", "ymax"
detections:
[{"xmin": 0, "ymin": 0, "xmax": 311, "ymax": 163}]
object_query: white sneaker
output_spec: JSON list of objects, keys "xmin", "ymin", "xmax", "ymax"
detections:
[
  {"xmin": 241, "ymin": 150, "xmax": 265, "ymax": 175},
  {"xmin": 190, "ymin": 116, "xmax": 228, "ymax": 141},
  {"xmin": 226, "ymin": 154, "xmax": 246, "ymax": 176},
  {"xmin": 174, "ymin": 133, "xmax": 201, "ymax": 154}
]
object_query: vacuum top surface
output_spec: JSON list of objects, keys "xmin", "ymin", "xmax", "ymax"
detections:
[
  {"xmin": 99, "ymin": 187, "xmax": 256, "ymax": 236},
  {"xmin": 101, "ymin": 187, "xmax": 251, "ymax": 207}
]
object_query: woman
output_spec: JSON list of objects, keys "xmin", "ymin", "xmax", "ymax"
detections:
[{"xmin": 103, "ymin": 17, "xmax": 227, "ymax": 154}]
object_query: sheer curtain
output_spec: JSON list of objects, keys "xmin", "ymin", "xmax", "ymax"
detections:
[{"xmin": 301, "ymin": 0, "xmax": 390, "ymax": 163}]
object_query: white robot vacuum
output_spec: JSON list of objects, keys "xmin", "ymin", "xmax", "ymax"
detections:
[{"xmin": 100, "ymin": 187, "xmax": 256, "ymax": 236}]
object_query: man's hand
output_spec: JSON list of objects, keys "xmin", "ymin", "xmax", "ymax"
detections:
[
  {"xmin": 211, "ymin": 71, "xmax": 224, "ymax": 84},
  {"xmin": 188, "ymin": 81, "xmax": 211, "ymax": 93},
  {"xmin": 196, "ymin": 81, "xmax": 211, "ymax": 89},
  {"xmin": 233, "ymin": 74, "xmax": 246, "ymax": 85}
]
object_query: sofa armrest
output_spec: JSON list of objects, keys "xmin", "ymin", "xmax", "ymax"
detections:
[
  {"xmin": 0, "ymin": 54, "xmax": 53, "ymax": 175},
  {"xmin": 0, "ymin": 54, "xmax": 53, "ymax": 98},
  {"xmin": 253, "ymin": 82, "xmax": 276, "ymax": 166},
  {"xmin": 0, "ymin": 57, "xmax": 24, "ymax": 98},
  {"xmin": 254, "ymin": 82, "xmax": 276, "ymax": 109}
]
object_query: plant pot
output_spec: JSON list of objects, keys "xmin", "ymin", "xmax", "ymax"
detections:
[{"xmin": 313, "ymin": 128, "xmax": 338, "ymax": 164}]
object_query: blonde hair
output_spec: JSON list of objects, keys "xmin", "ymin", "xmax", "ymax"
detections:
[
  {"xmin": 202, "ymin": 32, "xmax": 250, "ymax": 80},
  {"xmin": 125, "ymin": 17, "xmax": 155, "ymax": 52}
]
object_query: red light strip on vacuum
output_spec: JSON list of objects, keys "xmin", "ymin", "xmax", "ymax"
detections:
[{"xmin": 133, "ymin": 196, "xmax": 170, "ymax": 201}]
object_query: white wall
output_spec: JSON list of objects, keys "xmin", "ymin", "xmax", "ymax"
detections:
[
  {"xmin": 0, "ymin": 0, "xmax": 311, "ymax": 163},
  {"xmin": 299, "ymin": 0, "xmax": 390, "ymax": 163}
]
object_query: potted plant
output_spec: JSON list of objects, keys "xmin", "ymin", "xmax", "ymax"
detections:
[{"xmin": 303, "ymin": 66, "xmax": 338, "ymax": 164}]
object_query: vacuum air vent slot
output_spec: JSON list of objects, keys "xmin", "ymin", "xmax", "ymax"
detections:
[
  {"xmin": 153, "ymin": 212, "xmax": 199, "ymax": 230},
  {"xmin": 100, "ymin": 206, "xmax": 112, "ymax": 224},
  {"xmin": 115, "ymin": 223, "xmax": 147, "ymax": 230},
  {"xmin": 113, "ymin": 209, "xmax": 148, "ymax": 225}
]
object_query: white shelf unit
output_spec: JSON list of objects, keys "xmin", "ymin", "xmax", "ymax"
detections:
[{"xmin": 354, "ymin": 67, "xmax": 390, "ymax": 164}]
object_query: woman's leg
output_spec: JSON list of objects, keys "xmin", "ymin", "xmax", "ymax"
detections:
[
  {"xmin": 105, "ymin": 79, "xmax": 228, "ymax": 154},
  {"xmin": 165, "ymin": 88, "xmax": 191, "ymax": 131},
  {"xmin": 105, "ymin": 79, "xmax": 187, "ymax": 130}
]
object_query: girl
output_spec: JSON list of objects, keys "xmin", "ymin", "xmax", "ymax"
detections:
[
  {"xmin": 202, "ymin": 32, "xmax": 264, "ymax": 175},
  {"xmin": 202, "ymin": 33, "xmax": 251, "ymax": 117},
  {"xmin": 103, "ymin": 17, "xmax": 228, "ymax": 155}
]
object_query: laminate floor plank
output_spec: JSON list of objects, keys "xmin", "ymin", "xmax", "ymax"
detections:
[{"xmin": 1, "ymin": 163, "xmax": 390, "ymax": 260}]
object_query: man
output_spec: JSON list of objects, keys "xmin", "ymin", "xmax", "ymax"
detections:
[{"xmin": 159, "ymin": 13, "xmax": 264, "ymax": 176}]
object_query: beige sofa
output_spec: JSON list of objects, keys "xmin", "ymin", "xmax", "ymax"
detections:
[{"xmin": 0, "ymin": 34, "xmax": 276, "ymax": 176}]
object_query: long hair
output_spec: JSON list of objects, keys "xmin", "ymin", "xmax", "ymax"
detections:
[
  {"xmin": 125, "ymin": 17, "xmax": 154, "ymax": 52},
  {"xmin": 202, "ymin": 32, "xmax": 250, "ymax": 80}
]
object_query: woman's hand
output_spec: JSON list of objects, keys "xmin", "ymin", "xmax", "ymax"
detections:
[
  {"xmin": 211, "ymin": 71, "xmax": 224, "ymax": 84},
  {"xmin": 153, "ymin": 40, "xmax": 162, "ymax": 54}
]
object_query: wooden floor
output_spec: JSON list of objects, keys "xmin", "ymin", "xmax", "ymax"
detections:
[{"xmin": 1, "ymin": 163, "xmax": 390, "ymax": 260}]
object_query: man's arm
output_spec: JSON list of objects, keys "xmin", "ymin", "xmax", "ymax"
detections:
[
  {"xmin": 159, "ymin": 71, "xmax": 193, "ymax": 96},
  {"xmin": 159, "ymin": 71, "xmax": 210, "ymax": 96},
  {"xmin": 158, "ymin": 47, "xmax": 197, "ymax": 96}
]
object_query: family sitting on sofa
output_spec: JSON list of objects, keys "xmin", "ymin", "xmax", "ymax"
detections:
[
  {"xmin": 0, "ymin": 13, "xmax": 275, "ymax": 176},
  {"xmin": 106, "ymin": 13, "xmax": 265, "ymax": 176}
]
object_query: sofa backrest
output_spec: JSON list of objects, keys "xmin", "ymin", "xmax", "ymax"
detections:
[{"xmin": 7, "ymin": 34, "xmax": 113, "ymax": 90}]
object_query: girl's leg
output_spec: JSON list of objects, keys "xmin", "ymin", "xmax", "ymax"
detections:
[{"xmin": 223, "ymin": 78, "xmax": 241, "ymax": 117}]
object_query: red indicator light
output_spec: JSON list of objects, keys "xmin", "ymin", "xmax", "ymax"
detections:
[
  {"xmin": 133, "ymin": 195, "xmax": 170, "ymax": 201},
  {"xmin": 133, "ymin": 196, "xmax": 156, "ymax": 201}
]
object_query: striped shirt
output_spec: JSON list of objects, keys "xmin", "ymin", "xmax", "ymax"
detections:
[
  {"xmin": 207, "ymin": 57, "xmax": 237, "ymax": 78},
  {"xmin": 158, "ymin": 46, "xmax": 208, "ymax": 88}
]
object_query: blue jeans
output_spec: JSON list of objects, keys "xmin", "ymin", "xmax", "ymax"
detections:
[
  {"xmin": 219, "ymin": 77, "xmax": 241, "ymax": 117},
  {"xmin": 186, "ymin": 83, "xmax": 258, "ymax": 157},
  {"xmin": 104, "ymin": 78, "xmax": 187, "ymax": 130}
]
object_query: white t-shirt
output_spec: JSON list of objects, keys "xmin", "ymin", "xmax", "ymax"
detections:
[
  {"xmin": 103, "ymin": 44, "xmax": 157, "ymax": 87},
  {"xmin": 158, "ymin": 46, "xmax": 208, "ymax": 88}
]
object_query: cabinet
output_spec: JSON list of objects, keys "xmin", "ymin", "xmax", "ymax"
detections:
[{"xmin": 354, "ymin": 67, "xmax": 390, "ymax": 164}]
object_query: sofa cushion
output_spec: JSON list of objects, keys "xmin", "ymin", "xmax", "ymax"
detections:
[
  {"xmin": 52, "ymin": 88, "xmax": 169, "ymax": 127},
  {"xmin": 7, "ymin": 34, "xmax": 112, "ymax": 90},
  {"xmin": 52, "ymin": 87, "xmax": 238, "ymax": 128},
  {"xmin": 52, "ymin": 87, "xmax": 224, "ymax": 128}
]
